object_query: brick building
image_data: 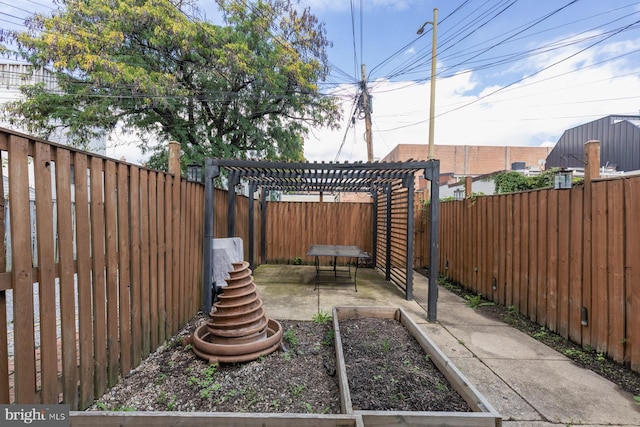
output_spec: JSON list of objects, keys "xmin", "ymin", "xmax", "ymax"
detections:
[{"xmin": 382, "ymin": 144, "xmax": 552, "ymax": 176}]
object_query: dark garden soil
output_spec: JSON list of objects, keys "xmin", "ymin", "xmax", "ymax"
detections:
[
  {"xmin": 88, "ymin": 314, "xmax": 470, "ymax": 414},
  {"xmin": 417, "ymin": 269, "xmax": 640, "ymax": 397},
  {"xmin": 339, "ymin": 317, "xmax": 471, "ymax": 412}
]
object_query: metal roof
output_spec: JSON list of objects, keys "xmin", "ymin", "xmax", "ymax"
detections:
[{"xmin": 210, "ymin": 158, "xmax": 436, "ymax": 193}]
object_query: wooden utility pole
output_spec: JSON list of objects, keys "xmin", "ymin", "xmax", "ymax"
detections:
[{"xmin": 361, "ymin": 64, "xmax": 373, "ymax": 162}]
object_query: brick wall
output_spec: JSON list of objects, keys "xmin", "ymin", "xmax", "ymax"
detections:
[{"xmin": 383, "ymin": 144, "xmax": 552, "ymax": 175}]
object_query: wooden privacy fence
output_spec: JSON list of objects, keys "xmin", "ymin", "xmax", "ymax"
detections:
[
  {"xmin": 264, "ymin": 201, "xmax": 373, "ymax": 263},
  {"xmin": 415, "ymin": 174, "xmax": 640, "ymax": 372},
  {"xmin": 0, "ymin": 131, "xmax": 204, "ymax": 409}
]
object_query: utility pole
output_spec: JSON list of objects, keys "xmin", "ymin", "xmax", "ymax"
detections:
[
  {"xmin": 361, "ymin": 64, "xmax": 374, "ymax": 162},
  {"xmin": 417, "ymin": 8, "xmax": 438, "ymax": 160}
]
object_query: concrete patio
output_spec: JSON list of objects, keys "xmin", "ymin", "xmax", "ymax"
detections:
[{"xmin": 253, "ymin": 264, "xmax": 640, "ymax": 427}]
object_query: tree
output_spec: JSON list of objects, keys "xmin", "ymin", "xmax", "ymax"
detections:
[
  {"xmin": 1, "ymin": 0, "xmax": 340, "ymax": 169},
  {"xmin": 493, "ymin": 168, "xmax": 559, "ymax": 194}
]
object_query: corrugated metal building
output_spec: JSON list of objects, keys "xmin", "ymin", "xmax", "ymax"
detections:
[{"xmin": 546, "ymin": 115, "xmax": 640, "ymax": 171}]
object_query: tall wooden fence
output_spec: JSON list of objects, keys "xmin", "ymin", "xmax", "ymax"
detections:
[
  {"xmin": 265, "ymin": 201, "xmax": 373, "ymax": 263},
  {"xmin": 415, "ymin": 175, "xmax": 640, "ymax": 372},
  {"xmin": 0, "ymin": 131, "xmax": 204, "ymax": 409}
]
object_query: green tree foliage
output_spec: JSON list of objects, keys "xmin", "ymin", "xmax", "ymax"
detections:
[
  {"xmin": 493, "ymin": 168, "xmax": 560, "ymax": 194},
  {"xmin": 1, "ymin": 0, "xmax": 340, "ymax": 168}
]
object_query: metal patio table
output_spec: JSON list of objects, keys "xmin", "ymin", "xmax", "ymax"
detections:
[{"xmin": 306, "ymin": 244, "xmax": 370, "ymax": 291}]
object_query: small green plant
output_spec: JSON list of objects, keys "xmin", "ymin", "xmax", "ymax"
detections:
[
  {"xmin": 272, "ymin": 399, "xmax": 280, "ymax": 411},
  {"xmin": 596, "ymin": 352, "xmax": 606, "ymax": 362},
  {"xmin": 435, "ymin": 382, "xmax": 447, "ymax": 392},
  {"xmin": 533, "ymin": 327, "xmax": 548, "ymax": 339},
  {"xmin": 167, "ymin": 395, "xmax": 177, "ymax": 411},
  {"xmin": 284, "ymin": 328, "xmax": 298, "ymax": 348},
  {"xmin": 290, "ymin": 383, "xmax": 305, "ymax": 397},
  {"xmin": 96, "ymin": 402, "xmax": 108, "ymax": 411},
  {"xmin": 294, "ymin": 256, "xmax": 302, "ymax": 265},
  {"xmin": 373, "ymin": 374, "xmax": 382, "ymax": 380},
  {"xmin": 185, "ymin": 343, "xmax": 193, "ymax": 351},
  {"xmin": 312, "ymin": 310, "xmax": 331, "ymax": 324},
  {"xmin": 465, "ymin": 293, "xmax": 495, "ymax": 309},
  {"xmin": 322, "ymin": 329, "xmax": 335, "ymax": 346},
  {"xmin": 425, "ymin": 354, "xmax": 431, "ymax": 362},
  {"xmin": 154, "ymin": 373, "xmax": 167, "ymax": 386},
  {"xmin": 634, "ymin": 395, "xmax": 640, "ymax": 406},
  {"xmin": 563, "ymin": 348, "xmax": 581, "ymax": 357},
  {"xmin": 282, "ymin": 351, "xmax": 292, "ymax": 361},
  {"xmin": 304, "ymin": 402, "xmax": 313, "ymax": 413},
  {"xmin": 382, "ymin": 338, "xmax": 391, "ymax": 353}
]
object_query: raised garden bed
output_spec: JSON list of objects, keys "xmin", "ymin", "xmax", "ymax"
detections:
[
  {"xmin": 70, "ymin": 307, "xmax": 501, "ymax": 426},
  {"xmin": 333, "ymin": 306, "xmax": 501, "ymax": 427}
]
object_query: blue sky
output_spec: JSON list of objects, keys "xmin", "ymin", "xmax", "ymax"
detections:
[{"xmin": 2, "ymin": 0, "xmax": 640, "ymax": 164}]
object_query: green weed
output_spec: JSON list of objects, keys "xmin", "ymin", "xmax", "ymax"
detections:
[
  {"xmin": 312, "ymin": 311, "xmax": 332, "ymax": 324},
  {"xmin": 290, "ymin": 383, "xmax": 305, "ymax": 397},
  {"xmin": 284, "ymin": 329, "xmax": 298, "ymax": 348},
  {"xmin": 322, "ymin": 329, "xmax": 335, "ymax": 346},
  {"xmin": 465, "ymin": 293, "xmax": 495, "ymax": 309}
]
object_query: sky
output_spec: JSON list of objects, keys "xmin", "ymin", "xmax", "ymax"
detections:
[{"xmin": 2, "ymin": 0, "xmax": 640, "ymax": 164}]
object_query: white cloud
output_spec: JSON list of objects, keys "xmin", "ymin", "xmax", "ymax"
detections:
[{"xmin": 304, "ymin": 38, "xmax": 640, "ymax": 162}]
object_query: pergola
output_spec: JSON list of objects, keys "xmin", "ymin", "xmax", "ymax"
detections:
[{"xmin": 202, "ymin": 159, "xmax": 441, "ymax": 321}]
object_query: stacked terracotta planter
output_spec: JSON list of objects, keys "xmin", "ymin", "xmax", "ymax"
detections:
[{"xmin": 192, "ymin": 261, "xmax": 283, "ymax": 363}]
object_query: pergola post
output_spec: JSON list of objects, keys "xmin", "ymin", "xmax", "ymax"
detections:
[
  {"xmin": 371, "ymin": 188, "xmax": 378, "ymax": 267},
  {"xmin": 227, "ymin": 172, "xmax": 239, "ymax": 237},
  {"xmin": 424, "ymin": 160, "xmax": 440, "ymax": 322},
  {"xmin": 385, "ymin": 183, "xmax": 392, "ymax": 281},
  {"xmin": 248, "ymin": 182, "xmax": 257, "ymax": 270},
  {"xmin": 260, "ymin": 190, "xmax": 268, "ymax": 264},
  {"xmin": 202, "ymin": 159, "xmax": 220, "ymax": 315},
  {"xmin": 404, "ymin": 176, "xmax": 415, "ymax": 300}
]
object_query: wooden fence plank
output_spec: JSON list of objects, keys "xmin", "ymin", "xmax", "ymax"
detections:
[
  {"xmin": 606, "ymin": 180, "xmax": 625, "ymax": 363},
  {"xmin": 505, "ymin": 195, "xmax": 513, "ymax": 307},
  {"xmin": 591, "ymin": 182, "xmax": 608, "ymax": 353},
  {"xmin": 54, "ymin": 149, "xmax": 78, "ymax": 409},
  {"xmin": 33, "ymin": 142, "xmax": 58, "ymax": 403},
  {"xmin": 568, "ymin": 186, "xmax": 583, "ymax": 344},
  {"xmin": 474, "ymin": 198, "xmax": 482, "ymax": 293},
  {"xmin": 179, "ymin": 180, "xmax": 187, "ymax": 324},
  {"xmin": 73, "ymin": 152, "xmax": 95, "ymax": 409},
  {"xmin": 148, "ymin": 173, "xmax": 158, "ymax": 350},
  {"xmin": 157, "ymin": 174, "xmax": 166, "ymax": 345},
  {"xmin": 164, "ymin": 175, "xmax": 174, "ymax": 338},
  {"xmin": 139, "ymin": 170, "xmax": 151, "ymax": 357},
  {"xmin": 184, "ymin": 183, "xmax": 194, "ymax": 318},
  {"xmin": 520, "ymin": 192, "xmax": 529, "ymax": 316},
  {"xmin": 546, "ymin": 189, "xmax": 558, "ymax": 333},
  {"xmin": 498, "ymin": 195, "xmax": 507, "ymax": 305},
  {"xmin": 89, "ymin": 156, "xmax": 107, "ymax": 398},
  {"xmin": 129, "ymin": 167, "xmax": 142, "ymax": 366},
  {"xmin": 512, "ymin": 193, "xmax": 521, "ymax": 313},
  {"xmin": 528, "ymin": 191, "xmax": 538, "ymax": 322},
  {"xmin": 479, "ymin": 197, "xmax": 488, "ymax": 297},
  {"xmin": 10, "ymin": 136, "xmax": 36, "ymax": 403},
  {"xmin": 557, "ymin": 189, "xmax": 571, "ymax": 339},
  {"xmin": 117, "ymin": 163, "xmax": 132, "ymax": 375},
  {"xmin": 624, "ymin": 178, "xmax": 640, "ymax": 370},
  {"xmin": 491, "ymin": 197, "xmax": 499, "ymax": 302},
  {"xmin": 172, "ymin": 175, "xmax": 181, "ymax": 330},
  {"xmin": 582, "ymin": 177, "xmax": 593, "ymax": 347},
  {"xmin": 536, "ymin": 191, "xmax": 548, "ymax": 326},
  {"xmin": 103, "ymin": 160, "xmax": 119, "ymax": 387}
]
